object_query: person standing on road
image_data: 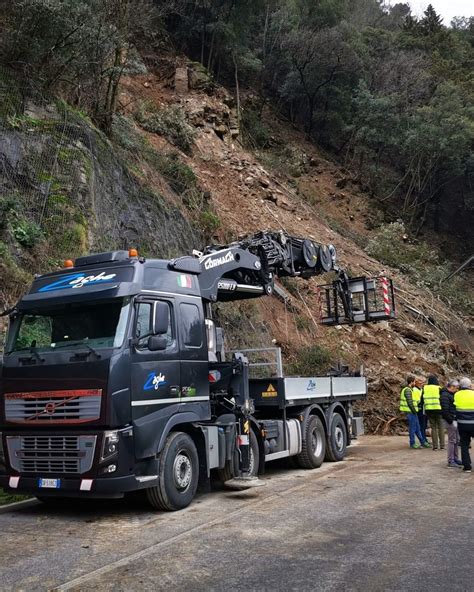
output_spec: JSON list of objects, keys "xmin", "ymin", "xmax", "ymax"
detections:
[
  {"xmin": 423, "ymin": 375, "xmax": 444, "ymax": 451},
  {"xmin": 400, "ymin": 375, "xmax": 430, "ymax": 449},
  {"xmin": 440, "ymin": 379, "xmax": 462, "ymax": 468},
  {"xmin": 413, "ymin": 377, "xmax": 427, "ymax": 440},
  {"xmin": 454, "ymin": 377, "xmax": 474, "ymax": 473}
]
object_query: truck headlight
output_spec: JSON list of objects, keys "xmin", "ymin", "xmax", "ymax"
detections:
[{"xmin": 100, "ymin": 430, "xmax": 119, "ymax": 463}]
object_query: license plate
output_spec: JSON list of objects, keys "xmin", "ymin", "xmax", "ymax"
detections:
[{"xmin": 38, "ymin": 478, "xmax": 61, "ymax": 489}]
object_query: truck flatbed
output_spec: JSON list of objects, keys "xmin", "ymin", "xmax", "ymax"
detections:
[{"xmin": 250, "ymin": 375, "xmax": 367, "ymax": 408}]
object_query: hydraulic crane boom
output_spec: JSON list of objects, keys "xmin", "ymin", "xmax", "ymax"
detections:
[{"xmin": 169, "ymin": 230, "xmax": 395, "ymax": 325}]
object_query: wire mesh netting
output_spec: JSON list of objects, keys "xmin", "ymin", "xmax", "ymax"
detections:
[{"xmin": 0, "ymin": 67, "xmax": 198, "ymax": 268}]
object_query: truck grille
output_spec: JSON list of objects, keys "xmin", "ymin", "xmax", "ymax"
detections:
[
  {"xmin": 6, "ymin": 434, "xmax": 97, "ymax": 474},
  {"xmin": 4, "ymin": 389, "xmax": 102, "ymax": 424}
]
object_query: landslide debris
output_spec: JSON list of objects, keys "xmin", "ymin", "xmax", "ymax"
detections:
[
  {"xmin": 1, "ymin": 60, "xmax": 472, "ymax": 434},
  {"xmin": 119, "ymin": 62, "xmax": 472, "ymax": 433}
]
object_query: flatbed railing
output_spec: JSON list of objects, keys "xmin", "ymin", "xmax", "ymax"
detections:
[{"xmin": 227, "ymin": 347, "xmax": 283, "ymax": 378}]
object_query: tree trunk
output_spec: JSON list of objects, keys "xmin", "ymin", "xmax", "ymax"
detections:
[{"xmin": 233, "ymin": 51, "xmax": 241, "ymax": 130}]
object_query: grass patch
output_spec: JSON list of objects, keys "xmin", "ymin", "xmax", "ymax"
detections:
[{"xmin": 0, "ymin": 489, "xmax": 30, "ymax": 506}]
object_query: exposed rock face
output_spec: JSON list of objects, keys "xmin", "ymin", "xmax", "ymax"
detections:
[{"xmin": 0, "ymin": 102, "xmax": 199, "ymax": 308}]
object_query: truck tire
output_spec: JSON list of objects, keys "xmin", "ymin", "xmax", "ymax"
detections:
[
  {"xmin": 296, "ymin": 415, "xmax": 326, "ymax": 469},
  {"xmin": 325, "ymin": 413, "xmax": 347, "ymax": 462},
  {"xmin": 218, "ymin": 429, "xmax": 259, "ymax": 482},
  {"xmin": 146, "ymin": 431, "xmax": 199, "ymax": 511}
]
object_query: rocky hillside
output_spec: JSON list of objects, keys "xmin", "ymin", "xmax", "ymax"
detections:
[{"xmin": 0, "ymin": 60, "xmax": 472, "ymax": 433}]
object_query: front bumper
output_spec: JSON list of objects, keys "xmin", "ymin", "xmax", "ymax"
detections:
[{"xmin": 0, "ymin": 472, "xmax": 159, "ymax": 499}]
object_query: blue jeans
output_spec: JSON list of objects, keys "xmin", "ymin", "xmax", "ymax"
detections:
[
  {"xmin": 407, "ymin": 413, "xmax": 426, "ymax": 446},
  {"xmin": 417, "ymin": 410, "xmax": 427, "ymax": 438}
]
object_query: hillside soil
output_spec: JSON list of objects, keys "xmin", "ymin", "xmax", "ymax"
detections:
[{"xmin": 118, "ymin": 66, "xmax": 473, "ymax": 432}]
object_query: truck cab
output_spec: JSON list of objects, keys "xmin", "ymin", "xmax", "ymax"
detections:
[{"xmin": 1, "ymin": 250, "xmax": 213, "ymax": 504}]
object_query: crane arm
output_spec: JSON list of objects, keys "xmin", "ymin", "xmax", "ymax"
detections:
[{"xmin": 168, "ymin": 230, "xmax": 396, "ymax": 324}]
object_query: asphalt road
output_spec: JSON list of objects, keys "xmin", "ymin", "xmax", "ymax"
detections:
[{"xmin": 0, "ymin": 436, "xmax": 472, "ymax": 592}]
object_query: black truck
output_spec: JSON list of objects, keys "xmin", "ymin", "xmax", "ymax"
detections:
[{"xmin": 0, "ymin": 231, "xmax": 395, "ymax": 510}]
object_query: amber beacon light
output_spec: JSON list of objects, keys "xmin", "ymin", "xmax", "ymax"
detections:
[
  {"xmin": 128, "ymin": 248, "xmax": 139, "ymax": 258},
  {"xmin": 63, "ymin": 259, "xmax": 74, "ymax": 268}
]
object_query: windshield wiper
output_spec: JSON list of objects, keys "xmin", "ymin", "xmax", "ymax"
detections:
[
  {"xmin": 54, "ymin": 341, "xmax": 101, "ymax": 358},
  {"xmin": 14, "ymin": 345, "xmax": 45, "ymax": 363}
]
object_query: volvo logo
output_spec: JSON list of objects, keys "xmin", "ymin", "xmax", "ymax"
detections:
[{"xmin": 44, "ymin": 402, "xmax": 56, "ymax": 415}]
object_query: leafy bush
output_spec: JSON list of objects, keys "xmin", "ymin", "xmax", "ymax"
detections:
[
  {"xmin": 286, "ymin": 344, "xmax": 332, "ymax": 376},
  {"xmin": 135, "ymin": 104, "xmax": 196, "ymax": 154},
  {"xmin": 112, "ymin": 114, "xmax": 147, "ymax": 152},
  {"xmin": 12, "ymin": 220, "xmax": 43, "ymax": 248}
]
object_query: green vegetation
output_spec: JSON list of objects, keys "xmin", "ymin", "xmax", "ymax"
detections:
[
  {"xmin": 154, "ymin": 152, "xmax": 197, "ymax": 196},
  {"xmin": 149, "ymin": 151, "xmax": 219, "ymax": 240},
  {"xmin": 135, "ymin": 103, "xmax": 196, "ymax": 154},
  {"xmin": 12, "ymin": 220, "xmax": 44, "ymax": 248},
  {"xmin": 286, "ymin": 344, "xmax": 332, "ymax": 376},
  {"xmin": 0, "ymin": 489, "xmax": 30, "ymax": 506},
  {"xmin": 366, "ymin": 222, "xmax": 473, "ymax": 314},
  {"xmin": 0, "ymin": 241, "xmax": 33, "ymax": 304},
  {"xmin": 1, "ymin": 1, "xmax": 472, "ymax": 240},
  {"xmin": 241, "ymin": 107, "xmax": 271, "ymax": 149}
]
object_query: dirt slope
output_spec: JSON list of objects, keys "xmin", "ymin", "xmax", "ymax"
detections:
[{"xmin": 118, "ymin": 65, "xmax": 473, "ymax": 431}]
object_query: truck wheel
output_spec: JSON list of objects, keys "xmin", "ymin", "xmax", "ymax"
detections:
[
  {"xmin": 296, "ymin": 415, "xmax": 326, "ymax": 469},
  {"xmin": 325, "ymin": 413, "xmax": 347, "ymax": 462},
  {"xmin": 218, "ymin": 430, "xmax": 259, "ymax": 482},
  {"xmin": 146, "ymin": 431, "xmax": 198, "ymax": 511}
]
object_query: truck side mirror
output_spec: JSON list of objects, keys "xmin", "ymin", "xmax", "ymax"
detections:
[
  {"xmin": 153, "ymin": 302, "xmax": 169, "ymax": 335},
  {"xmin": 148, "ymin": 335, "xmax": 167, "ymax": 351}
]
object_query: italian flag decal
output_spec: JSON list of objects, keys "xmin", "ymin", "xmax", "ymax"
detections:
[{"xmin": 177, "ymin": 274, "xmax": 192, "ymax": 288}]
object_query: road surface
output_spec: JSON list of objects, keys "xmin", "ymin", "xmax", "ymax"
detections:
[{"xmin": 0, "ymin": 436, "xmax": 471, "ymax": 591}]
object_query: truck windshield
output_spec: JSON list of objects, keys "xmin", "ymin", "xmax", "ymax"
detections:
[{"xmin": 9, "ymin": 298, "xmax": 130, "ymax": 353}]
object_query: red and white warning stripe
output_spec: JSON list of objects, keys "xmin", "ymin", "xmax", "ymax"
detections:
[{"xmin": 381, "ymin": 277, "xmax": 391, "ymax": 316}]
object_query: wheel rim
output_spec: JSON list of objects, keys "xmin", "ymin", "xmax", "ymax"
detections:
[
  {"xmin": 334, "ymin": 425, "xmax": 345, "ymax": 451},
  {"xmin": 173, "ymin": 451, "xmax": 192, "ymax": 491},
  {"xmin": 311, "ymin": 428, "xmax": 322, "ymax": 457}
]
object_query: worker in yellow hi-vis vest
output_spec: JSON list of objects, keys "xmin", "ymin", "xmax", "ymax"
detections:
[
  {"xmin": 454, "ymin": 377, "xmax": 474, "ymax": 473},
  {"xmin": 413, "ymin": 376, "xmax": 427, "ymax": 439},
  {"xmin": 422, "ymin": 374, "xmax": 444, "ymax": 450},
  {"xmin": 400, "ymin": 375, "xmax": 430, "ymax": 449}
]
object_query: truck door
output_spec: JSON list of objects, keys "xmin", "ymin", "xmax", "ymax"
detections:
[
  {"xmin": 130, "ymin": 298, "xmax": 180, "ymax": 421},
  {"xmin": 178, "ymin": 299, "xmax": 210, "ymax": 419}
]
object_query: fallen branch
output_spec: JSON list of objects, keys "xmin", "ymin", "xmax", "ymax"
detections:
[{"xmin": 382, "ymin": 417, "xmax": 397, "ymax": 435}]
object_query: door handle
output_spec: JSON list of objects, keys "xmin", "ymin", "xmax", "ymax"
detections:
[{"xmin": 169, "ymin": 385, "xmax": 180, "ymax": 396}]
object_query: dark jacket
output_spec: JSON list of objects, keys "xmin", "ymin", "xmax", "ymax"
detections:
[{"xmin": 440, "ymin": 387, "xmax": 456, "ymax": 424}]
